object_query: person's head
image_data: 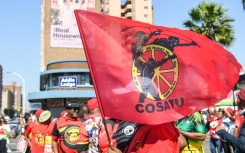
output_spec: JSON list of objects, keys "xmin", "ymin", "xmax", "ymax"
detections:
[
  {"xmin": 80, "ymin": 105, "xmax": 89, "ymax": 117},
  {"xmin": 208, "ymin": 106, "xmax": 217, "ymax": 115},
  {"xmin": 226, "ymin": 107, "xmax": 234, "ymax": 116},
  {"xmin": 237, "ymin": 87, "xmax": 245, "ymax": 110},
  {"xmin": 35, "ymin": 109, "xmax": 44, "ymax": 122},
  {"xmin": 217, "ymin": 109, "xmax": 224, "ymax": 119},
  {"xmin": 87, "ymin": 98, "xmax": 100, "ymax": 114},
  {"xmin": 39, "ymin": 110, "xmax": 52, "ymax": 124},
  {"xmin": 66, "ymin": 100, "xmax": 80, "ymax": 118},
  {"xmin": 92, "ymin": 138, "xmax": 96, "ymax": 146}
]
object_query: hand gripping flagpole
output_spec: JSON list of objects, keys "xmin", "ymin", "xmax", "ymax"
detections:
[{"xmin": 74, "ymin": 10, "xmax": 112, "ymax": 147}]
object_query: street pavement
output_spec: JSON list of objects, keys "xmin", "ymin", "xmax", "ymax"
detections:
[{"xmin": 9, "ymin": 134, "xmax": 212, "ymax": 153}]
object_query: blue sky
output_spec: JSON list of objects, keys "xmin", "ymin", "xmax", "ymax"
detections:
[{"xmin": 0, "ymin": 0, "xmax": 245, "ymax": 103}]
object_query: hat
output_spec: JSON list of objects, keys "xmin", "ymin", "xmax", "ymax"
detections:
[
  {"xmin": 35, "ymin": 109, "xmax": 44, "ymax": 118},
  {"xmin": 87, "ymin": 98, "xmax": 99, "ymax": 110},
  {"xmin": 39, "ymin": 110, "xmax": 51, "ymax": 123},
  {"xmin": 226, "ymin": 107, "xmax": 234, "ymax": 115},
  {"xmin": 237, "ymin": 87, "xmax": 245, "ymax": 101},
  {"xmin": 66, "ymin": 100, "xmax": 80, "ymax": 108}
]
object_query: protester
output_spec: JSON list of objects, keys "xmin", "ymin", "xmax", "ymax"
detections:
[
  {"xmin": 177, "ymin": 111, "xmax": 206, "ymax": 153},
  {"xmin": 80, "ymin": 104, "xmax": 90, "ymax": 122},
  {"xmin": 216, "ymin": 109, "xmax": 232, "ymax": 153},
  {"xmin": 19, "ymin": 113, "xmax": 26, "ymax": 135},
  {"xmin": 0, "ymin": 119, "xmax": 11, "ymax": 153},
  {"xmin": 83, "ymin": 98, "xmax": 138, "ymax": 152},
  {"xmin": 221, "ymin": 108, "xmax": 235, "ymax": 153},
  {"xmin": 84, "ymin": 98, "xmax": 103, "ymax": 153},
  {"xmin": 207, "ymin": 106, "xmax": 218, "ymax": 131},
  {"xmin": 125, "ymin": 122, "xmax": 186, "ymax": 153},
  {"xmin": 233, "ymin": 89, "xmax": 245, "ymax": 138},
  {"xmin": 52, "ymin": 100, "xmax": 88, "ymax": 153},
  {"xmin": 25, "ymin": 109, "xmax": 52, "ymax": 153},
  {"xmin": 216, "ymin": 87, "xmax": 245, "ymax": 153},
  {"xmin": 3, "ymin": 120, "xmax": 12, "ymax": 152},
  {"xmin": 44, "ymin": 111, "xmax": 57, "ymax": 153},
  {"xmin": 209, "ymin": 109, "xmax": 223, "ymax": 153}
]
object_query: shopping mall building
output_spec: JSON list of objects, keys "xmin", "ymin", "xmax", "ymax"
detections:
[{"xmin": 27, "ymin": 0, "xmax": 153, "ymax": 117}]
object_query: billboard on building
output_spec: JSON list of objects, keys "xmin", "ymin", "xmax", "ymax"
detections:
[{"xmin": 50, "ymin": 0, "xmax": 95, "ymax": 48}]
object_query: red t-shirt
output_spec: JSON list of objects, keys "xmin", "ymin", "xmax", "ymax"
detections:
[
  {"xmin": 126, "ymin": 122, "xmax": 180, "ymax": 153},
  {"xmin": 25, "ymin": 122, "xmax": 49, "ymax": 152}
]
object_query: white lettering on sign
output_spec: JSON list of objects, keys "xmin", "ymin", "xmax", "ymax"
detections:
[{"xmin": 59, "ymin": 77, "xmax": 77, "ymax": 88}]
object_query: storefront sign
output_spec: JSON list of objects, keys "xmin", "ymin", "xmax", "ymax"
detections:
[{"xmin": 59, "ymin": 76, "xmax": 77, "ymax": 88}]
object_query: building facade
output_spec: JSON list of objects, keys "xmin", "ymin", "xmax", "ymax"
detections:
[
  {"xmin": 1, "ymin": 82, "xmax": 22, "ymax": 115},
  {"xmin": 28, "ymin": 0, "xmax": 153, "ymax": 117}
]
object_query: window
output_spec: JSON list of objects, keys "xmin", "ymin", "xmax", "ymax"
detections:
[
  {"xmin": 77, "ymin": 73, "xmax": 86, "ymax": 85},
  {"xmin": 144, "ymin": 6, "xmax": 148, "ymax": 9},
  {"xmin": 144, "ymin": 14, "xmax": 148, "ymax": 17},
  {"xmin": 52, "ymin": 73, "xmax": 62, "ymax": 86}
]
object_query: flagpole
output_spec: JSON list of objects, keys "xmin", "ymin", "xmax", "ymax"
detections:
[{"xmin": 74, "ymin": 10, "xmax": 112, "ymax": 145}]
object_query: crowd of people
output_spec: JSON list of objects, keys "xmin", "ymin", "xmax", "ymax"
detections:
[{"xmin": 9, "ymin": 87, "xmax": 245, "ymax": 153}]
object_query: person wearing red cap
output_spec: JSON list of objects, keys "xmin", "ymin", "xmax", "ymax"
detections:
[
  {"xmin": 84, "ymin": 98, "xmax": 103, "ymax": 153},
  {"xmin": 25, "ymin": 109, "xmax": 53, "ymax": 153},
  {"xmin": 84, "ymin": 98, "xmax": 138, "ymax": 153},
  {"xmin": 52, "ymin": 100, "xmax": 88, "ymax": 153},
  {"xmin": 216, "ymin": 87, "xmax": 245, "ymax": 153}
]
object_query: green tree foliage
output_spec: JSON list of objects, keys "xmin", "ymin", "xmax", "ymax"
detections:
[
  {"xmin": 243, "ymin": 0, "xmax": 245, "ymax": 10},
  {"xmin": 183, "ymin": 1, "xmax": 234, "ymax": 47},
  {"xmin": 3, "ymin": 108, "xmax": 16, "ymax": 118}
]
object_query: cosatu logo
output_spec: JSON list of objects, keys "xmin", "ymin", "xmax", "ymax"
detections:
[{"xmin": 132, "ymin": 44, "xmax": 178, "ymax": 102}]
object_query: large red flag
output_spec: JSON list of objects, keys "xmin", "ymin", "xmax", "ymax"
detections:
[{"xmin": 75, "ymin": 10, "xmax": 242, "ymax": 125}]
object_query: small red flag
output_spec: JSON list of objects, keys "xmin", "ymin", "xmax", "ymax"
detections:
[{"xmin": 74, "ymin": 10, "xmax": 242, "ymax": 124}]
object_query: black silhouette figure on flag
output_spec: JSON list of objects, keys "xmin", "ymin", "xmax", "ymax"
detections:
[{"xmin": 131, "ymin": 30, "xmax": 176, "ymax": 102}]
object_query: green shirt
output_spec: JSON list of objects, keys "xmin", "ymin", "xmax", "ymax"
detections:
[{"xmin": 177, "ymin": 112, "xmax": 206, "ymax": 153}]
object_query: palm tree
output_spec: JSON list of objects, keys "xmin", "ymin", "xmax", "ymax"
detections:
[
  {"xmin": 183, "ymin": 1, "xmax": 234, "ymax": 47},
  {"xmin": 243, "ymin": 0, "xmax": 245, "ymax": 10}
]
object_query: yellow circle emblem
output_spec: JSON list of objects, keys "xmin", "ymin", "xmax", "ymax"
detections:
[{"xmin": 132, "ymin": 44, "xmax": 178, "ymax": 100}]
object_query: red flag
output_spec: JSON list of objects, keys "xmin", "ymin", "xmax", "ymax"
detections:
[{"xmin": 74, "ymin": 10, "xmax": 242, "ymax": 124}]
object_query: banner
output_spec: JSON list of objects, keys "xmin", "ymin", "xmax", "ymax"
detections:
[
  {"xmin": 50, "ymin": 0, "xmax": 95, "ymax": 48},
  {"xmin": 75, "ymin": 10, "xmax": 242, "ymax": 124}
]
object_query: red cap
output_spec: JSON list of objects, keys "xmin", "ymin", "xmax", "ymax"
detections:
[
  {"xmin": 226, "ymin": 107, "xmax": 234, "ymax": 115},
  {"xmin": 35, "ymin": 109, "xmax": 44, "ymax": 118},
  {"xmin": 87, "ymin": 98, "xmax": 99, "ymax": 110},
  {"xmin": 237, "ymin": 87, "xmax": 245, "ymax": 101}
]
